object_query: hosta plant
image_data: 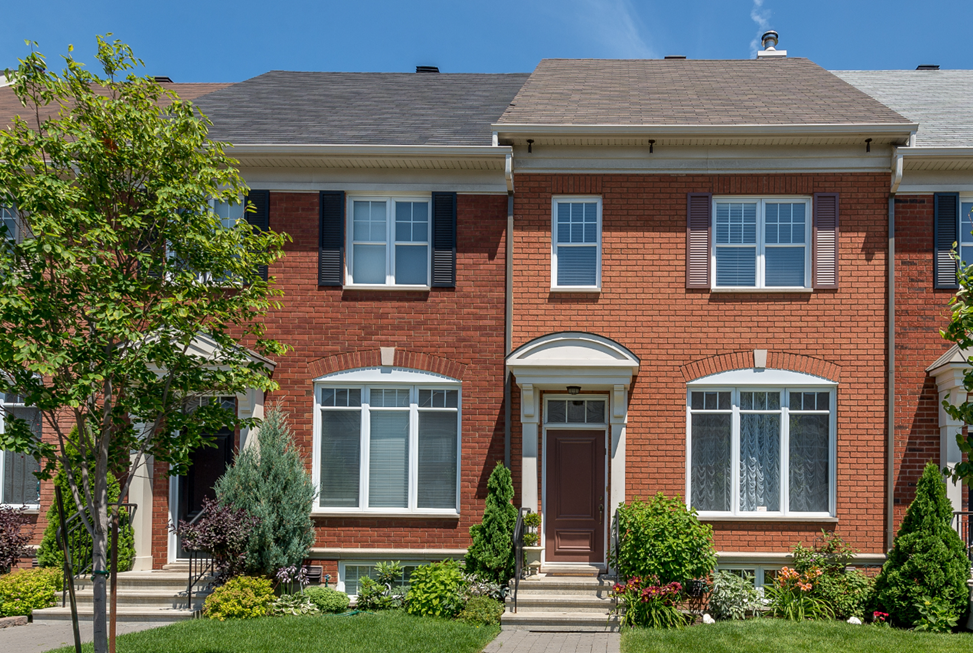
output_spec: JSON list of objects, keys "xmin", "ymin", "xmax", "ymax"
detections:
[{"xmin": 270, "ymin": 592, "xmax": 320, "ymax": 617}]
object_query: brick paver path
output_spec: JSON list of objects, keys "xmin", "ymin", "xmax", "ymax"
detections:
[{"xmin": 483, "ymin": 630, "xmax": 621, "ymax": 653}]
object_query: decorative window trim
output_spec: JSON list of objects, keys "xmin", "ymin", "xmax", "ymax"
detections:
[
  {"xmin": 686, "ymin": 373, "xmax": 837, "ymax": 520},
  {"xmin": 711, "ymin": 196, "xmax": 812, "ymax": 291},
  {"xmin": 551, "ymin": 195, "xmax": 602, "ymax": 292},
  {"xmin": 344, "ymin": 194, "xmax": 432, "ymax": 290},
  {"xmin": 311, "ymin": 367, "xmax": 461, "ymax": 517},
  {"xmin": 0, "ymin": 393, "xmax": 42, "ymax": 510}
]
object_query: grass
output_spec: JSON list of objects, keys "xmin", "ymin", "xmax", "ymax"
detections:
[
  {"xmin": 46, "ymin": 610, "xmax": 500, "ymax": 653},
  {"xmin": 621, "ymin": 618, "xmax": 973, "ymax": 653}
]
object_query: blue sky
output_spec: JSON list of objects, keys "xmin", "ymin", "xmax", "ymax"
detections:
[{"xmin": 2, "ymin": 0, "xmax": 971, "ymax": 82}]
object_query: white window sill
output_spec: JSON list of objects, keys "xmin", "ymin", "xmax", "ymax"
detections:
[
  {"xmin": 1, "ymin": 505, "xmax": 40, "ymax": 514},
  {"xmin": 710, "ymin": 287, "xmax": 813, "ymax": 293},
  {"xmin": 698, "ymin": 514, "xmax": 837, "ymax": 522},
  {"xmin": 550, "ymin": 286, "xmax": 601, "ymax": 293},
  {"xmin": 312, "ymin": 510, "xmax": 460, "ymax": 519},
  {"xmin": 343, "ymin": 285, "xmax": 431, "ymax": 292}
]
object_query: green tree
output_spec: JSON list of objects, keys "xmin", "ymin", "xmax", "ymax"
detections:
[
  {"xmin": 465, "ymin": 462, "xmax": 517, "ymax": 584},
  {"xmin": 872, "ymin": 462, "xmax": 969, "ymax": 627},
  {"xmin": 215, "ymin": 406, "xmax": 315, "ymax": 577},
  {"xmin": 0, "ymin": 38, "xmax": 286, "ymax": 653}
]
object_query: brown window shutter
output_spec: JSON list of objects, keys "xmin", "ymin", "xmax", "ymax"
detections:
[
  {"xmin": 686, "ymin": 193, "xmax": 711, "ymax": 288},
  {"xmin": 812, "ymin": 193, "xmax": 839, "ymax": 289},
  {"xmin": 934, "ymin": 193, "xmax": 959, "ymax": 289}
]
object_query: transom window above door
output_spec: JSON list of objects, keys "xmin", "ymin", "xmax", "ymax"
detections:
[
  {"xmin": 546, "ymin": 398, "xmax": 606, "ymax": 424},
  {"xmin": 713, "ymin": 198, "xmax": 811, "ymax": 289},
  {"xmin": 347, "ymin": 197, "xmax": 430, "ymax": 288}
]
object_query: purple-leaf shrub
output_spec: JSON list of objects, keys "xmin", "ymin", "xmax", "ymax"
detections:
[
  {"xmin": 172, "ymin": 498, "xmax": 259, "ymax": 581},
  {"xmin": 0, "ymin": 506, "xmax": 31, "ymax": 573}
]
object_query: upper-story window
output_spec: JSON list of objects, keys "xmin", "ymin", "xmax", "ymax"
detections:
[
  {"xmin": 346, "ymin": 197, "xmax": 430, "ymax": 288},
  {"xmin": 959, "ymin": 200, "xmax": 973, "ymax": 266},
  {"xmin": 551, "ymin": 196, "xmax": 602, "ymax": 290},
  {"xmin": 313, "ymin": 368, "xmax": 460, "ymax": 514},
  {"xmin": 1, "ymin": 205, "xmax": 20, "ymax": 243},
  {"xmin": 1, "ymin": 393, "xmax": 42, "ymax": 508},
  {"xmin": 212, "ymin": 198, "xmax": 245, "ymax": 229},
  {"xmin": 713, "ymin": 198, "xmax": 811, "ymax": 289}
]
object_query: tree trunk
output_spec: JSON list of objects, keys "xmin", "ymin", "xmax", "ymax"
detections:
[{"xmin": 91, "ymin": 463, "xmax": 110, "ymax": 653}]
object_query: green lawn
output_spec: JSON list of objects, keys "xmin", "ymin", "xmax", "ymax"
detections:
[
  {"xmin": 622, "ymin": 619, "xmax": 973, "ymax": 653},
  {"xmin": 47, "ymin": 611, "xmax": 500, "ymax": 653}
]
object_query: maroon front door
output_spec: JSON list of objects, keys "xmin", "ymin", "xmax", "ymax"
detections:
[{"xmin": 546, "ymin": 430, "xmax": 606, "ymax": 564}]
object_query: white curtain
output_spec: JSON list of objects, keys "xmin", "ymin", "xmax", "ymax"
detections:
[
  {"xmin": 691, "ymin": 414, "xmax": 732, "ymax": 512},
  {"xmin": 789, "ymin": 414, "xmax": 829, "ymax": 512},
  {"xmin": 739, "ymin": 414, "xmax": 780, "ymax": 512}
]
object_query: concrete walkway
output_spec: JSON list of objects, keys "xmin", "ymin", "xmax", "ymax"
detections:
[
  {"xmin": 484, "ymin": 630, "xmax": 621, "ymax": 653},
  {"xmin": 0, "ymin": 619, "xmax": 177, "ymax": 653}
]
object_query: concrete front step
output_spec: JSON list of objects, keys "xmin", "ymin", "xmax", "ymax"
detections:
[
  {"xmin": 512, "ymin": 576, "xmax": 615, "ymax": 597},
  {"xmin": 539, "ymin": 564, "xmax": 603, "ymax": 577},
  {"xmin": 67, "ymin": 589, "xmax": 207, "ymax": 610},
  {"xmin": 507, "ymin": 594, "xmax": 613, "ymax": 614},
  {"xmin": 67, "ymin": 572, "xmax": 199, "ymax": 591},
  {"xmin": 501, "ymin": 610, "xmax": 619, "ymax": 632},
  {"xmin": 31, "ymin": 606, "xmax": 196, "ymax": 623}
]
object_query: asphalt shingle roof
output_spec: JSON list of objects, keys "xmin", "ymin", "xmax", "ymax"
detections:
[
  {"xmin": 832, "ymin": 70, "xmax": 973, "ymax": 147},
  {"xmin": 195, "ymin": 71, "xmax": 531, "ymax": 146},
  {"xmin": 498, "ymin": 58, "xmax": 911, "ymax": 127}
]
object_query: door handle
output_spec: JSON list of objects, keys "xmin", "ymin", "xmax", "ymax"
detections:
[{"xmin": 599, "ymin": 503, "xmax": 604, "ymax": 524}]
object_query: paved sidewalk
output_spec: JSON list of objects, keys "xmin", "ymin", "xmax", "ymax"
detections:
[
  {"xmin": 0, "ymin": 619, "xmax": 177, "ymax": 653},
  {"xmin": 484, "ymin": 630, "xmax": 621, "ymax": 653}
]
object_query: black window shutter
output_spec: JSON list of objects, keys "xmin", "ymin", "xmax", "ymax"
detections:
[
  {"xmin": 934, "ymin": 192, "xmax": 960, "ymax": 289},
  {"xmin": 319, "ymin": 191, "xmax": 345, "ymax": 286},
  {"xmin": 812, "ymin": 193, "xmax": 839, "ymax": 289},
  {"xmin": 245, "ymin": 190, "xmax": 270, "ymax": 281},
  {"xmin": 686, "ymin": 193, "xmax": 711, "ymax": 288},
  {"xmin": 431, "ymin": 192, "xmax": 457, "ymax": 287}
]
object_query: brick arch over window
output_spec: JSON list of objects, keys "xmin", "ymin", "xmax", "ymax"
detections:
[
  {"xmin": 680, "ymin": 351, "xmax": 840, "ymax": 384},
  {"xmin": 307, "ymin": 349, "xmax": 467, "ymax": 381}
]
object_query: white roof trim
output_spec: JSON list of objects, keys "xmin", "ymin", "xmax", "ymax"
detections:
[
  {"xmin": 493, "ymin": 122, "xmax": 917, "ymax": 141},
  {"xmin": 506, "ymin": 332, "xmax": 639, "ymax": 370},
  {"xmin": 313, "ymin": 366, "xmax": 459, "ymax": 384},
  {"xmin": 688, "ymin": 368, "xmax": 836, "ymax": 386},
  {"xmin": 926, "ymin": 343, "xmax": 971, "ymax": 375}
]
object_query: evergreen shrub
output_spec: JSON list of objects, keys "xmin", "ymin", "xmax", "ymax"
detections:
[
  {"xmin": 203, "ymin": 575, "xmax": 274, "ymax": 620},
  {"xmin": 215, "ymin": 406, "xmax": 315, "ymax": 577},
  {"xmin": 304, "ymin": 586, "xmax": 350, "ymax": 613},
  {"xmin": 612, "ymin": 493, "xmax": 717, "ymax": 584},
  {"xmin": 465, "ymin": 463, "xmax": 517, "ymax": 585},
  {"xmin": 872, "ymin": 461, "xmax": 969, "ymax": 627},
  {"xmin": 406, "ymin": 559, "xmax": 465, "ymax": 618},
  {"xmin": 0, "ymin": 567, "xmax": 62, "ymax": 616}
]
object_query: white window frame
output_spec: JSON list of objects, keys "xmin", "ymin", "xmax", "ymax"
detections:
[
  {"xmin": 0, "ymin": 394, "xmax": 41, "ymax": 511},
  {"xmin": 686, "ymin": 369, "xmax": 836, "ymax": 520},
  {"xmin": 1, "ymin": 205, "xmax": 23, "ymax": 244},
  {"xmin": 551, "ymin": 195, "xmax": 602, "ymax": 292},
  {"xmin": 311, "ymin": 367, "xmax": 461, "ymax": 517},
  {"xmin": 959, "ymin": 195, "xmax": 973, "ymax": 267},
  {"xmin": 711, "ymin": 196, "xmax": 812, "ymax": 291},
  {"xmin": 345, "ymin": 194, "xmax": 432, "ymax": 290},
  {"xmin": 337, "ymin": 560, "xmax": 423, "ymax": 598}
]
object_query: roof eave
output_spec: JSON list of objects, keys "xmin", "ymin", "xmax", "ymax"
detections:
[
  {"xmin": 492, "ymin": 122, "xmax": 918, "ymax": 142},
  {"xmin": 229, "ymin": 143, "xmax": 513, "ymax": 158}
]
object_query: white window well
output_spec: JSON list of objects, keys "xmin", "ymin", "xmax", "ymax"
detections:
[
  {"xmin": 713, "ymin": 197, "xmax": 811, "ymax": 290},
  {"xmin": 346, "ymin": 196, "xmax": 430, "ymax": 288},
  {"xmin": 552, "ymin": 196, "xmax": 601, "ymax": 290},
  {"xmin": 313, "ymin": 368, "xmax": 460, "ymax": 515},
  {"xmin": 687, "ymin": 372, "xmax": 835, "ymax": 519},
  {"xmin": 0, "ymin": 393, "xmax": 42, "ymax": 508}
]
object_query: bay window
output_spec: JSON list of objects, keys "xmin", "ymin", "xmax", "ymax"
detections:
[
  {"xmin": 314, "ymin": 371, "xmax": 460, "ymax": 514},
  {"xmin": 687, "ymin": 376, "xmax": 834, "ymax": 517}
]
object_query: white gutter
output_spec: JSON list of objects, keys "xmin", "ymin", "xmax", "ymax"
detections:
[
  {"xmin": 230, "ymin": 143, "xmax": 512, "ymax": 158},
  {"xmin": 893, "ymin": 146, "xmax": 973, "ymax": 158},
  {"xmin": 505, "ymin": 154, "xmax": 514, "ymax": 192},
  {"xmin": 891, "ymin": 147, "xmax": 905, "ymax": 193},
  {"xmin": 492, "ymin": 122, "xmax": 918, "ymax": 140}
]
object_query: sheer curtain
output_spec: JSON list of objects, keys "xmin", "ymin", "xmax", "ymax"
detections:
[
  {"xmin": 739, "ymin": 414, "xmax": 780, "ymax": 512},
  {"xmin": 691, "ymin": 414, "xmax": 732, "ymax": 512},
  {"xmin": 789, "ymin": 414, "xmax": 829, "ymax": 512}
]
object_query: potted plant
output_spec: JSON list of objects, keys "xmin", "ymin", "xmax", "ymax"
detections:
[{"xmin": 522, "ymin": 512, "xmax": 543, "ymax": 576}]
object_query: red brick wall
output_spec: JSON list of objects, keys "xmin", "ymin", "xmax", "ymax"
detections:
[
  {"xmin": 892, "ymin": 195, "xmax": 956, "ymax": 526},
  {"xmin": 149, "ymin": 192, "xmax": 508, "ymax": 568},
  {"xmin": 512, "ymin": 173, "xmax": 890, "ymax": 555}
]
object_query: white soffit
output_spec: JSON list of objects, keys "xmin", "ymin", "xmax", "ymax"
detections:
[{"xmin": 688, "ymin": 368, "xmax": 835, "ymax": 386}]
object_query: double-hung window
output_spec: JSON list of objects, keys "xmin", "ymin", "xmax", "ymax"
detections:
[
  {"xmin": 0, "ymin": 393, "xmax": 41, "ymax": 508},
  {"xmin": 959, "ymin": 199, "xmax": 973, "ymax": 266},
  {"xmin": 687, "ymin": 378, "xmax": 834, "ymax": 518},
  {"xmin": 713, "ymin": 198, "xmax": 811, "ymax": 289},
  {"xmin": 552, "ymin": 196, "xmax": 601, "ymax": 290},
  {"xmin": 315, "ymin": 371, "xmax": 460, "ymax": 514},
  {"xmin": 212, "ymin": 198, "xmax": 244, "ymax": 229},
  {"xmin": 1, "ymin": 205, "xmax": 20, "ymax": 243},
  {"xmin": 347, "ymin": 197, "xmax": 430, "ymax": 288}
]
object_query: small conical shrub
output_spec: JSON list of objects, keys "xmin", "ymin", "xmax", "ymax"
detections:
[
  {"xmin": 37, "ymin": 429, "xmax": 135, "ymax": 573},
  {"xmin": 215, "ymin": 406, "xmax": 315, "ymax": 577},
  {"xmin": 872, "ymin": 461, "xmax": 970, "ymax": 627},
  {"xmin": 465, "ymin": 462, "xmax": 517, "ymax": 584}
]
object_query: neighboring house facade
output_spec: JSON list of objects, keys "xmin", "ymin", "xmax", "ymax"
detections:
[{"xmin": 834, "ymin": 68, "xmax": 973, "ymax": 528}]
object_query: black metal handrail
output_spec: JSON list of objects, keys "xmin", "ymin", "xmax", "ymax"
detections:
[
  {"xmin": 952, "ymin": 511, "xmax": 973, "ymax": 565},
  {"xmin": 511, "ymin": 507, "xmax": 530, "ymax": 614},
  {"xmin": 184, "ymin": 508, "xmax": 216, "ymax": 613},
  {"xmin": 58, "ymin": 502, "xmax": 136, "ymax": 607}
]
